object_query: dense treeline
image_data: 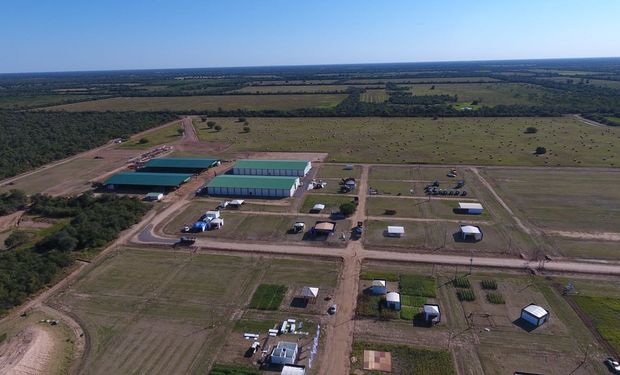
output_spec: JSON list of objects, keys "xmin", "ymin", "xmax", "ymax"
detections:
[
  {"xmin": 0, "ymin": 111, "xmax": 176, "ymax": 179},
  {"xmin": 0, "ymin": 190, "xmax": 28, "ymax": 215},
  {"xmin": 388, "ymin": 93, "xmax": 457, "ymax": 105},
  {"xmin": 0, "ymin": 193, "xmax": 149, "ymax": 314},
  {"xmin": 583, "ymin": 113, "xmax": 620, "ymax": 126}
]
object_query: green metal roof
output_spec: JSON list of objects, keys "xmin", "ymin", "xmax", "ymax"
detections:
[
  {"xmin": 207, "ymin": 175, "xmax": 298, "ymax": 189},
  {"xmin": 105, "ymin": 172, "xmax": 192, "ymax": 187},
  {"xmin": 143, "ymin": 157, "xmax": 219, "ymax": 169},
  {"xmin": 233, "ymin": 159, "xmax": 309, "ymax": 170}
]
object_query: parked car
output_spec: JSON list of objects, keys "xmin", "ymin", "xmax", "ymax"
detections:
[
  {"xmin": 328, "ymin": 304, "xmax": 337, "ymax": 315},
  {"xmin": 605, "ymin": 358, "xmax": 620, "ymax": 374}
]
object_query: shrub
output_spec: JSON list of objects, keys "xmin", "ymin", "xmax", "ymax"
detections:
[
  {"xmin": 339, "ymin": 202, "xmax": 357, "ymax": 216},
  {"xmin": 535, "ymin": 146, "xmax": 547, "ymax": 155},
  {"xmin": 356, "ymin": 294, "xmax": 383, "ymax": 317},
  {"xmin": 525, "ymin": 126, "xmax": 538, "ymax": 134},
  {"xmin": 487, "ymin": 292, "xmax": 505, "ymax": 304},
  {"xmin": 214, "ymin": 125, "xmax": 223, "ymax": 132},
  {"xmin": 481, "ymin": 279, "xmax": 498, "ymax": 290},
  {"xmin": 206, "ymin": 121, "xmax": 216, "ymax": 128},
  {"xmin": 138, "ymin": 137, "xmax": 149, "ymax": 144},
  {"xmin": 453, "ymin": 276, "xmax": 471, "ymax": 289},
  {"xmin": 243, "ymin": 126, "xmax": 250, "ymax": 133},
  {"xmin": 4, "ymin": 230, "xmax": 29, "ymax": 249},
  {"xmin": 457, "ymin": 289, "xmax": 476, "ymax": 301},
  {"xmin": 238, "ymin": 117, "xmax": 246, "ymax": 122}
]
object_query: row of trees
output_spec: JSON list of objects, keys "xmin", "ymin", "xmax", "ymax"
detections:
[
  {"xmin": 0, "ymin": 111, "xmax": 176, "ymax": 179},
  {"xmin": 0, "ymin": 189, "xmax": 28, "ymax": 215},
  {"xmin": 0, "ymin": 193, "xmax": 150, "ymax": 314}
]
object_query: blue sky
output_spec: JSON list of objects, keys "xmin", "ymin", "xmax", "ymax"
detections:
[{"xmin": 1, "ymin": 0, "xmax": 619, "ymax": 73}]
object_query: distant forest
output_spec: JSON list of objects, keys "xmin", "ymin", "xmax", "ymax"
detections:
[{"xmin": 0, "ymin": 111, "xmax": 176, "ymax": 179}]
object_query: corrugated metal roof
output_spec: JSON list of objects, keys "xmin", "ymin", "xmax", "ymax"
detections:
[
  {"xmin": 461, "ymin": 225, "xmax": 481, "ymax": 234},
  {"xmin": 523, "ymin": 304, "xmax": 548, "ymax": 318},
  {"xmin": 234, "ymin": 159, "xmax": 309, "ymax": 170},
  {"xmin": 207, "ymin": 175, "xmax": 298, "ymax": 189},
  {"xmin": 144, "ymin": 157, "xmax": 219, "ymax": 169},
  {"xmin": 386, "ymin": 292, "xmax": 400, "ymax": 302},
  {"xmin": 105, "ymin": 172, "xmax": 192, "ymax": 187},
  {"xmin": 458, "ymin": 202, "xmax": 483, "ymax": 210}
]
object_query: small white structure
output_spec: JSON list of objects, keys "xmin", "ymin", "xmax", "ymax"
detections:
[
  {"xmin": 145, "ymin": 192, "xmax": 164, "ymax": 201},
  {"xmin": 458, "ymin": 202, "xmax": 484, "ymax": 214},
  {"xmin": 271, "ymin": 341, "xmax": 299, "ymax": 365},
  {"xmin": 370, "ymin": 279, "xmax": 387, "ymax": 295},
  {"xmin": 229, "ymin": 199, "xmax": 245, "ymax": 207},
  {"xmin": 204, "ymin": 210, "xmax": 220, "ymax": 220},
  {"xmin": 386, "ymin": 226, "xmax": 405, "ymax": 237},
  {"xmin": 521, "ymin": 304, "xmax": 549, "ymax": 327},
  {"xmin": 311, "ymin": 203, "xmax": 325, "ymax": 213},
  {"xmin": 301, "ymin": 286, "xmax": 319, "ymax": 299},
  {"xmin": 210, "ymin": 218, "xmax": 224, "ymax": 229},
  {"xmin": 281, "ymin": 365, "xmax": 306, "ymax": 375},
  {"xmin": 460, "ymin": 225, "xmax": 483, "ymax": 241},
  {"xmin": 423, "ymin": 304, "xmax": 441, "ymax": 324},
  {"xmin": 385, "ymin": 292, "xmax": 401, "ymax": 311}
]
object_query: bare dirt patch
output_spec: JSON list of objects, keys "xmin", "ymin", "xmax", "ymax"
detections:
[
  {"xmin": 0, "ymin": 211, "xmax": 23, "ymax": 232},
  {"xmin": 0, "ymin": 327, "xmax": 55, "ymax": 375}
]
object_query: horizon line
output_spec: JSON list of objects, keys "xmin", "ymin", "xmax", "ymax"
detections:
[{"xmin": 1, "ymin": 55, "xmax": 619, "ymax": 76}]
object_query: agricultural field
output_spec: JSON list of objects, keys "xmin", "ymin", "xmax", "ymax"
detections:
[
  {"xmin": 45, "ymin": 94, "xmax": 347, "ymax": 112},
  {"xmin": 300, "ymin": 194, "xmax": 357, "ymax": 214},
  {"xmin": 406, "ymin": 82, "xmax": 554, "ymax": 106},
  {"xmin": 196, "ymin": 117, "xmax": 620, "ymax": 167},
  {"xmin": 481, "ymin": 169, "xmax": 620, "ymax": 234},
  {"xmin": 51, "ymin": 248, "xmax": 339, "ymax": 374},
  {"xmin": 360, "ymin": 89, "xmax": 388, "ymax": 103},
  {"xmin": 356, "ymin": 262, "xmax": 610, "ymax": 375},
  {"xmin": 119, "ymin": 121, "xmax": 183, "ymax": 149},
  {"xmin": 0, "ymin": 94, "xmax": 98, "ymax": 109},
  {"xmin": 365, "ymin": 196, "xmax": 491, "ymax": 221},
  {"xmin": 232, "ymin": 84, "xmax": 362, "ymax": 93},
  {"xmin": 316, "ymin": 164, "xmax": 362, "ymax": 179},
  {"xmin": 345, "ymin": 77, "xmax": 499, "ymax": 84}
]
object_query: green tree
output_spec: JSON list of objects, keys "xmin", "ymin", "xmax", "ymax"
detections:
[
  {"xmin": 4, "ymin": 231, "xmax": 29, "ymax": 249},
  {"xmin": 525, "ymin": 126, "xmax": 538, "ymax": 134},
  {"xmin": 206, "ymin": 121, "xmax": 216, "ymax": 129},
  {"xmin": 214, "ymin": 125, "xmax": 223, "ymax": 132},
  {"xmin": 138, "ymin": 138, "xmax": 149, "ymax": 144},
  {"xmin": 339, "ymin": 202, "xmax": 357, "ymax": 217},
  {"xmin": 238, "ymin": 117, "xmax": 246, "ymax": 123},
  {"xmin": 535, "ymin": 146, "xmax": 547, "ymax": 155},
  {"xmin": 243, "ymin": 126, "xmax": 250, "ymax": 133}
]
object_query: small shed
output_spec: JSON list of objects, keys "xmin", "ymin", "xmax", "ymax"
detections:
[
  {"xmin": 386, "ymin": 226, "xmax": 405, "ymax": 237},
  {"xmin": 311, "ymin": 203, "xmax": 325, "ymax": 213},
  {"xmin": 301, "ymin": 286, "xmax": 319, "ymax": 303},
  {"xmin": 385, "ymin": 292, "xmax": 401, "ymax": 311},
  {"xmin": 423, "ymin": 304, "xmax": 441, "ymax": 324},
  {"xmin": 145, "ymin": 192, "xmax": 163, "ymax": 201},
  {"xmin": 460, "ymin": 225, "xmax": 483, "ymax": 241},
  {"xmin": 271, "ymin": 341, "xmax": 298, "ymax": 365},
  {"xmin": 458, "ymin": 202, "xmax": 484, "ymax": 214},
  {"xmin": 312, "ymin": 221, "xmax": 336, "ymax": 235},
  {"xmin": 203, "ymin": 210, "xmax": 220, "ymax": 220},
  {"xmin": 520, "ymin": 304, "xmax": 549, "ymax": 327},
  {"xmin": 210, "ymin": 218, "xmax": 224, "ymax": 229},
  {"xmin": 370, "ymin": 279, "xmax": 387, "ymax": 295}
]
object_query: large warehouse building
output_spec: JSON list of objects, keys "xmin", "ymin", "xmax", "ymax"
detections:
[
  {"xmin": 104, "ymin": 172, "xmax": 192, "ymax": 190},
  {"xmin": 206, "ymin": 175, "xmax": 300, "ymax": 197},
  {"xmin": 140, "ymin": 157, "xmax": 220, "ymax": 174},
  {"xmin": 232, "ymin": 159, "xmax": 311, "ymax": 177}
]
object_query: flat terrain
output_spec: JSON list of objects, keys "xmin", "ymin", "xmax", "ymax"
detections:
[
  {"xmin": 232, "ymin": 84, "xmax": 367, "ymax": 93},
  {"xmin": 0, "ymin": 95, "xmax": 98, "ymax": 109},
  {"xmin": 52, "ymin": 248, "xmax": 339, "ymax": 374},
  {"xmin": 196, "ymin": 117, "xmax": 619, "ymax": 167},
  {"xmin": 44, "ymin": 94, "xmax": 347, "ymax": 112},
  {"xmin": 407, "ymin": 82, "xmax": 553, "ymax": 106}
]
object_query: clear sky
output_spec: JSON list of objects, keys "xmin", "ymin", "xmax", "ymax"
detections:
[{"xmin": 1, "ymin": 0, "xmax": 619, "ymax": 73}]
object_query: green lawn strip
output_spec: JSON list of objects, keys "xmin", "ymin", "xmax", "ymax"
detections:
[
  {"xmin": 360, "ymin": 271, "xmax": 399, "ymax": 282},
  {"xmin": 209, "ymin": 363, "xmax": 260, "ymax": 375},
  {"xmin": 248, "ymin": 284, "xmax": 287, "ymax": 310},
  {"xmin": 400, "ymin": 274, "xmax": 437, "ymax": 298},
  {"xmin": 573, "ymin": 296, "xmax": 620, "ymax": 353},
  {"xmin": 232, "ymin": 319, "xmax": 277, "ymax": 333}
]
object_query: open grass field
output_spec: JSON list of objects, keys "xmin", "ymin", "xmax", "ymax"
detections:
[
  {"xmin": 574, "ymin": 296, "xmax": 620, "ymax": 354},
  {"xmin": 0, "ymin": 94, "xmax": 98, "ymax": 109},
  {"xmin": 366, "ymin": 196, "xmax": 491, "ymax": 221},
  {"xmin": 350, "ymin": 341, "xmax": 455, "ymax": 375},
  {"xmin": 248, "ymin": 284, "xmax": 287, "ymax": 310},
  {"xmin": 232, "ymin": 84, "xmax": 364, "ymax": 93},
  {"xmin": 345, "ymin": 77, "xmax": 499, "ymax": 84},
  {"xmin": 119, "ymin": 122, "xmax": 183, "ymax": 149},
  {"xmin": 481, "ymin": 169, "xmax": 620, "ymax": 233},
  {"xmin": 52, "ymin": 248, "xmax": 339, "ymax": 374},
  {"xmin": 300, "ymin": 194, "xmax": 357, "ymax": 213},
  {"xmin": 196, "ymin": 117, "xmax": 619, "ymax": 167},
  {"xmin": 360, "ymin": 89, "xmax": 389, "ymax": 103},
  {"xmin": 45, "ymin": 94, "xmax": 347, "ymax": 112},
  {"xmin": 407, "ymin": 82, "xmax": 553, "ymax": 106},
  {"xmin": 163, "ymin": 205, "xmax": 350, "ymax": 246},
  {"xmin": 0, "ymin": 148, "xmax": 139, "ymax": 196},
  {"xmin": 316, "ymin": 164, "xmax": 362, "ymax": 179}
]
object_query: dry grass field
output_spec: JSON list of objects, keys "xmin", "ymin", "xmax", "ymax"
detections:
[
  {"xmin": 196, "ymin": 117, "xmax": 619, "ymax": 167},
  {"xmin": 407, "ymin": 82, "xmax": 551, "ymax": 106},
  {"xmin": 45, "ymin": 94, "xmax": 347, "ymax": 112},
  {"xmin": 52, "ymin": 248, "xmax": 339, "ymax": 374},
  {"xmin": 233, "ymin": 84, "xmax": 367, "ymax": 93}
]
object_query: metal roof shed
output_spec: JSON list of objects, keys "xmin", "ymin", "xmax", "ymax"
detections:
[
  {"xmin": 458, "ymin": 202, "xmax": 484, "ymax": 214},
  {"xmin": 520, "ymin": 304, "xmax": 549, "ymax": 327},
  {"xmin": 105, "ymin": 172, "xmax": 192, "ymax": 188},
  {"xmin": 233, "ymin": 159, "xmax": 312, "ymax": 177},
  {"xmin": 385, "ymin": 292, "xmax": 401, "ymax": 311},
  {"xmin": 206, "ymin": 175, "xmax": 300, "ymax": 197},
  {"xmin": 386, "ymin": 226, "xmax": 405, "ymax": 237},
  {"xmin": 142, "ymin": 157, "xmax": 219, "ymax": 172},
  {"xmin": 460, "ymin": 225, "xmax": 483, "ymax": 241}
]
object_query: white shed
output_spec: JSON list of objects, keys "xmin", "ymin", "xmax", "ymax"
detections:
[
  {"xmin": 204, "ymin": 210, "xmax": 220, "ymax": 220},
  {"xmin": 301, "ymin": 286, "xmax": 319, "ymax": 299},
  {"xmin": 460, "ymin": 225, "xmax": 483, "ymax": 241},
  {"xmin": 520, "ymin": 304, "xmax": 549, "ymax": 327},
  {"xmin": 385, "ymin": 292, "xmax": 401, "ymax": 311},
  {"xmin": 370, "ymin": 279, "xmax": 387, "ymax": 295},
  {"xmin": 386, "ymin": 226, "xmax": 405, "ymax": 237},
  {"xmin": 210, "ymin": 218, "xmax": 224, "ymax": 229},
  {"xmin": 423, "ymin": 304, "xmax": 441, "ymax": 324},
  {"xmin": 458, "ymin": 202, "xmax": 484, "ymax": 214},
  {"xmin": 311, "ymin": 203, "xmax": 325, "ymax": 212}
]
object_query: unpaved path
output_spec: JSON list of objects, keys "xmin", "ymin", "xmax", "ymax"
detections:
[
  {"xmin": 545, "ymin": 230, "xmax": 620, "ymax": 242},
  {"xmin": 0, "ymin": 327, "xmax": 54, "ymax": 375},
  {"xmin": 0, "ymin": 211, "xmax": 23, "ymax": 232}
]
